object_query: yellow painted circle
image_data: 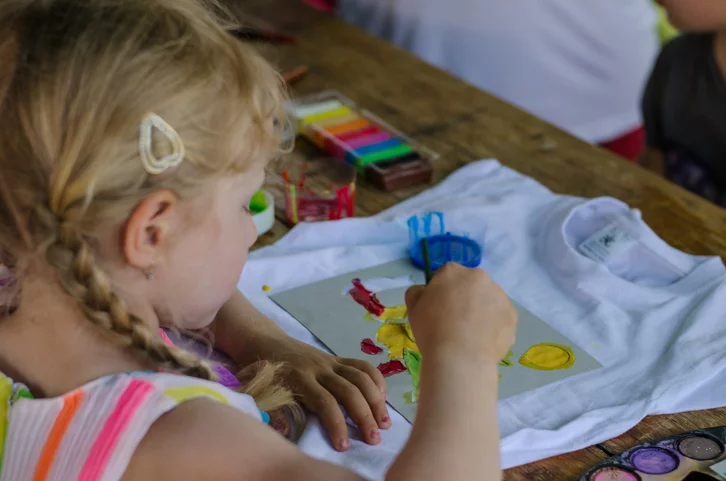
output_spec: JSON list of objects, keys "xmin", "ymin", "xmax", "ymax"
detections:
[{"xmin": 519, "ymin": 343, "xmax": 575, "ymax": 371}]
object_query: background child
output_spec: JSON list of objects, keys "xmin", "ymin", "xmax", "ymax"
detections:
[
  {"xmin": 337, "ymin": 0, "xmax": 659, "ymax": 161},
  {"xmin": 0, "ymin": 1, "xmax": 517, "ymax": 480},
  {"xmin": 641, "ymin": 0, "xmax": 726, "ymax": 206}
]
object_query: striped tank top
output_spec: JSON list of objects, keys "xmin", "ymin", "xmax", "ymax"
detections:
[{"xmin": 0, "ymin": 371, "xmax": 266, "ymax": 481}]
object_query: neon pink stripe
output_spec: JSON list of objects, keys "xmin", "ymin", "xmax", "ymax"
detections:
[
  {"xmin": 158, "ymin": 329, "xmax": 174, "ymax": 347},
  {"xmin": 77, "ymin": 379, "xmax": 154, "ymax": 481}
]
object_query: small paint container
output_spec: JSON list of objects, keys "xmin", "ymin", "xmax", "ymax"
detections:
[
  {"xmin": 626, "ymin": 446, "xmax": 680, "ymax": 475},
  {"xmin": 251, "ymin": 190, "xmax": 275, "ymax": 236},
  {"xmin": 677, "ymin": 434, "xmax": 725, "ymax": 461},
  {"xmin": 407, "ymin": 212, "xmax": 483, "ymax": 270},
  {"xmin": 590, "ymin": 466, "xmax": 642, "ymax": 481},
  {"xmin": 286, "ymin": 91, "xmax": 437, "ymax": 191},
  {"xmin": 281, "ymin": 157, "xmax": 356, "ymax": 225}
]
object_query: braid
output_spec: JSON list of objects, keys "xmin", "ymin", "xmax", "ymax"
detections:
[{"xmin": 41, "ymin": 206, "xmax": 214, "ymax": 380}]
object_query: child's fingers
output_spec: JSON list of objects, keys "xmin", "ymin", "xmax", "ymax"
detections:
[
  {"xmin": 335, "ymin": 364, "xmax": 391, "ymax": 429},
  {"xmin": 338, "ymin": 357, "xmax": 387, "ymax": 396},
  {"xmin": 301, "ymin": 381, "xmax": 351, "ymax": 452},
  {"xmin": 319, "ymin": 373, "xmax": 382, "ymax": 446}
]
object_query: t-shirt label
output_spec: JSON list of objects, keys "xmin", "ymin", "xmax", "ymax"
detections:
[{"xmin": 578, "ymin": 224, "xmax": 635, "ymax": 264}]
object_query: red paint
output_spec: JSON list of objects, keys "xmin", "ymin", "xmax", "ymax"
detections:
[
  {"xmin": 361, "ymin": 338, "xmax": 384, "ymax": 355},
  {"xmin": 349, "ymin": 278, "xmax": 386, "ymax": 316},
  {"xmin": 377, "ymin": 360, "xmax": 407, "ymax": 378}
]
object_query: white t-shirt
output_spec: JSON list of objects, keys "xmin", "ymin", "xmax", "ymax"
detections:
[
  {"xmin": 239, "ymin": 160, "xmax": 726, "ymax": 479},
  {"xmin": 337, "ymin": 0, "xmax": 659, "ymax": 143}
]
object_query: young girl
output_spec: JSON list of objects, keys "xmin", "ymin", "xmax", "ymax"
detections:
[{"xmin": 0, "ymin": 1, "xmax": 517, "ymax": 480}]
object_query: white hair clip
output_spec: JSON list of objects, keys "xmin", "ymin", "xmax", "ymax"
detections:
[{"xmin": 139, "ymin": 113, "xmax": 185, "ymax": 175}]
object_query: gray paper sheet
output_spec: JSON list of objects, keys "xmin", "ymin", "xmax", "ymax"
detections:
[{"xmin": 272, "ymin": 259, "xmax": 602, "ymax": 423}]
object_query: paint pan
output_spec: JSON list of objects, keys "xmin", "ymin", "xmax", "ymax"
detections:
[
  {"xmin": 579, "ymin": 427, "xmax": 726, "ymax": 481},
  {"xmin": 286, "ymin": 91, "xmax": 437, "ymax": 191}
]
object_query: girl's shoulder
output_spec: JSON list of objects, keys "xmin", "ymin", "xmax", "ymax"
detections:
[{"xmin": 0, "ymin": 371, "xmax": 264, "ymax": 481}]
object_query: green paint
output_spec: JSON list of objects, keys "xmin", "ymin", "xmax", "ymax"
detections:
[
  {"xmin": 403, "ymin": 349, "xmax": 422, "ymax": 399},
  {"xmin": 498, "ymin": 349, "xmax": 514, "ymax": 367},
  {"xmin": 249, "ymin": 190, "xmax": 268, "ymax": 214},
  {"xmin": 403, "ymin": 391, "xmax": 416, "ymax": 404}
]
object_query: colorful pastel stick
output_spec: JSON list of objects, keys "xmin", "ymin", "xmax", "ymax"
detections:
[
  {"xmin": 359, "ymin": 144, "xmax": 413, "ymax": 166},
  {"xmin": 325, "ymin": 118, "xmax": 369, "ymax": 136},
  {"xmin": 335, "ymin": 125, "xmax": 380, "ymax": 143},
  {"xmin": 346, "ymin": 131, "xmax": 392, "ymax": 149},
  {"xmin": 354, "ymin": 138, "xmax": 402, "ymax": 156},
  {"xmin": 312, "ymin": 112, "xmax": 359, "ymax": 129},
  {"xmin": 292, "ymin": 99, "xmax": 343, "ymax": 119},
  {"xmin": 303, "ymin": 106, "xmax": 353, "ymax": 124},
  {"xmin": 345, "ymin": 138, "xmax": 404, "ymax": 164}
]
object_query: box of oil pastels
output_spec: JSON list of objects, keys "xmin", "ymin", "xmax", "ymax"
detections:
[
  {"xmin": 579, "ymin": 427, "xmax": 726, "ymax": 481},
  {"xmin": 286, "ymin": 91, "xmax": 439, "ymax": 191}
]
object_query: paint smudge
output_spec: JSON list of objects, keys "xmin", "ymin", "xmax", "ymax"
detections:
[
  {"xmin": 363, "ymin": 312, "xmax": 377, "ymax": 323},
  {"xmin": 379, "ymin": 304, "xmax": 407, "ymax": 321},
  {"xmin": 377, "ymin": 323, "xmax": 419, "ymax": 359},
  {"xmin": 519, "ymin": 343, "xmax": 575, "ymax": 371},
  {"xmin": 341, "ymin": 275, "xmax": 414, "ymax": 296},
  {"xmin": 262, "ymin": 285, "xmax": 272, "ymax": 292},
  {"xmin": 403, "ymin": 349, "xmax": 422, "ymax": 398},
  {"xmin": 377, "ymin": 360, "xmax": 407, "ymax": 378},
  {"xmin": 498, "ymin": 349, "xmax": 514, "ymax": 367},
  {"xmin": 349, "ymin": 278, "xmax": 385, "ymax": 316},
  {"xmin": 403, "ymin": 391, "xmax": 417, "ymax": 404},
  {"xmin": 360, "ymin": 338, "xmax": 384, "ymax": 355}
]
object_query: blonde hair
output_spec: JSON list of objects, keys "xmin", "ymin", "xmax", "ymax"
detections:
[{"xmin": 0, "ymin": 0, "xmax": 300, "ymax": 420}]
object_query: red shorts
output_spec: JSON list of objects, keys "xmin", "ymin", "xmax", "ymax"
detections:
[
  {"xmin": 599, "ymin": 126, "xmax": 645, "ymax": 162},
  {"xmin": 303, "ymin": 0, "xmax": 336, "ymax": 12}
]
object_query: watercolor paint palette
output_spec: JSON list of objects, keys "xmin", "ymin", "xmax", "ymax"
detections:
[
  {"xmin": 286, "ymin": 91, "xmax": 438, "ymax": 191},
  {"xmin": 579, "ymin": 427, "xmax": 726, "ymax": 481}
]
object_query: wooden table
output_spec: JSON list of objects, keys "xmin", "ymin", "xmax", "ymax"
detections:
[{"xmin": 230, "ymin": 2, "xmax": 726, "ymax": 479}]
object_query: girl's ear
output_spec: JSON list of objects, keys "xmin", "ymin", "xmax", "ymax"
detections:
[{"xmin": 122, "ymin": 190, "xmax": 179, "ymax": 270}]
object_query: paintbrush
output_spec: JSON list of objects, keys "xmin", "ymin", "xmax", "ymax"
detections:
[{"xmin": 421, "ymin": 238, "xmax": 433, "ymax": 284}]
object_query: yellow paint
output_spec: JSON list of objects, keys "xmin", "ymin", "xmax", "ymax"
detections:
[
  {"xmin": 498, "ymin": 349, "xmax": 514, "ymax": 367},
  {"xmin": 404, "ymin": 323, "xmax": 415, "ymax": 342},
  {"xmin": 164, "ymin": 386, "xmax": 230, "ymax": 405},
  {"xmin": 378, "ymin": 305, "xmax": 407, "ymax": 321},
  {"xmin": 262, "ymin": 285, "xmax": 271, "ymax": 293},
  {"xmin": 376, "ymin": 323, "xmax": 419, "ymax": 359},
  {"xmin": 518, "ymin": 343, "xmax": 575, "ymax": 371},
  {"xmin": 363, "ymin": 312, "xmax": 377, "ymax": 323}
]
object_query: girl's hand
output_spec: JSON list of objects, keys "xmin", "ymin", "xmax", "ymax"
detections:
[
  {"xmin": 405, "ymin": 263, "xmax": 517, "ymax": 364},
  {"xmin": 251, "ymin": 335, "xmax": 390, "ymax": 451}
]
